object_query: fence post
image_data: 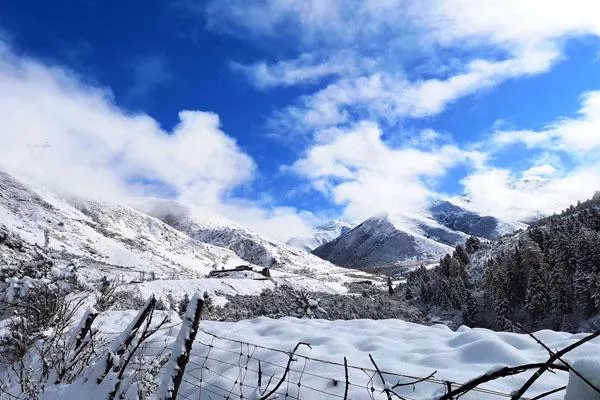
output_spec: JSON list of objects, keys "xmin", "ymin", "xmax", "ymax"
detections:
[
  {"xmin": 95, "ymin": 296, "xmax": 156, "ymax": 384},
  {"xmin": 343, "ymin": 357, "xmax": 349, "ymax": 400},
  {"xmin": 158, "ymin": 292, "xmax": 204, "ymax": 400}
]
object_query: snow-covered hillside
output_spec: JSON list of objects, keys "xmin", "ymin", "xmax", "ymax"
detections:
[
  {"xmin": 312, "ymin": 201, "xmax": 525, "ymax": 271},
  {"xmin": 313, "ymin": 213, "xmax": 454, "ymax": 271},
  {"xmin": 133, "ymin": 198, "xmax": 366, "ymax": 279},
  {"xmin": 0, "ymin": 169, "xmax": 251, "ymax": 281},
  {"xmin": 430, "ymin": 200, "xmax": 526, "ymax": 240},
  {"xmin": 0, "ymin": 169, "xmax": 380, "ymax": 293},
  {"xmin": 286, "ymin": 220, "xmax": 353, "ymax": 251}
]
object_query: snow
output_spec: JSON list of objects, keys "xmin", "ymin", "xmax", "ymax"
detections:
[
  {"xmin": 78, "ymin": 314, "xmax": 600, "ymax": 400},
  {"xmin": 132, "ymin": 278, "xmax": 276, "ymax": 307},
  {"xmin": 565, "ymin": 358, "xmax": 600, "ymax": 400},
  {"xmin": 0, "ymin": 169, "xmax": 383, "ymax": 293},
  {"xmin": 313, "ymin": 213, "xmax": 452, "ymax": 271},
  {"xmin": 128, "ymin": 268, "xmax": 375, "ymax": 308},
  {"xmin": 157, "ymin": 292, "xmax": 203, "ymax": 399},
  {"xmin": 0, "ymin": 169, "xmax": 253, "ymax": 281},
  {"xmin": 287, "ymin": 220, "xmax": 354, "ymax": 251}
]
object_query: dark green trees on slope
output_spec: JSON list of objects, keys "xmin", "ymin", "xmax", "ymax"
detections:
[{"xmin": 408, "ymin": 194, "xmax": 600, "ymax": 333}]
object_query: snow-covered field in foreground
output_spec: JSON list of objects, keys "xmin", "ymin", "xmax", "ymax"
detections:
[{"xmin": 89, "ymin": 313, "xmax": 600, "ymax": 399}]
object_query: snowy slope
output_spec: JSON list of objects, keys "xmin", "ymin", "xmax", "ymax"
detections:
[
  {"xmin": 0, "ymin": 169, "xmax": 252, "ymax": 281},
  {"xmin": 46, "ymin": 313, "xmax": 600, "ymax": 400},
  {"xmin": 286, "ymin": 220, "xmax": 353, "ymax": 251},
  {"xmin": 430, "ymin": 200, "xmax": 526, "ymax": 240},
  {"xmin": 0, "ymin": 170, "xmax": 382, "ymax": 296},
  {"xmin": 132, "ymin": 198, "xmax": 372, "ymax": 281},
  {"xmin": 313, "ymin": 213, "xmax": 454, "ymax": 271},
  {"xmin": 312, "ymin": 201, "xmax": 526, "ymax": 271}
]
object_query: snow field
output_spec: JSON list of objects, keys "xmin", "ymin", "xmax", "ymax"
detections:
[
  {"xmin": 565, "ymin": 358, "xmax": 600, "ymax": 400},
  {"xmin": 92, "ymin": 313, "xmax": 600, "ymax": 399}
]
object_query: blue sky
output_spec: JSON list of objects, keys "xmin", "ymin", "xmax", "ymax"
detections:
[{"xmin": 1, "ymin": 0, "xmax": 600, "ymax": 240}]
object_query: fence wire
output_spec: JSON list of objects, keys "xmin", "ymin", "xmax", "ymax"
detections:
[{"xmin": 170, "ymin": 328, "xmax": 531, "ymax": 400}]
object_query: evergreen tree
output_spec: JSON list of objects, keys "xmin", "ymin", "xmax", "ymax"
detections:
[
  {"xmin": 453, "ymin": 244, "xmax": 470, "ymax": 266},
  {"xmin": 524, "ymin": 261, "xmax": 548, "ymax": 318},
  {"xmin": 462, "ymin": 294, "xmax": 479, "ymax": 326},
  {"xmin": 404, "ymin": 284, "xmax": 413, "ymax": 300},
  {"xmin": 465, "ymin": 236, "xmax": 481, "ymax": 254},
  {"xmin": 177, "ymin": 293, "xmax": 190, "ymax": 316}
]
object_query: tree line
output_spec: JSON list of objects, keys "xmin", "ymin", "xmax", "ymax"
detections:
[{"xmin": 407, "ymin": 194, "xmax": 600, "ymax": 332}]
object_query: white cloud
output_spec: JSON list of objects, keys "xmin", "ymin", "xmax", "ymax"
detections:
[
  {"xmin": 522, "ymin": 164, "xmax": 557, "ymax": 180},
  {"xmin": 203, "ymin": 0, "xmax": 600, "ymax": 223},
  {"xmin": 292, "ymin": 121, "xmax": 485, "ymax": 221},
  {"xmin": 457, "ymin": 88, "xmax": 600, "ymax": 221},
  {"xmin": 230, "ymin": 52, "xmax": 365, "ymax": 89},
  {"xmin": 207, "ymin": 0, "xmax": 599, "ymax": 136},
  {"xmin": 0, "ymin": 43, "xmax": 312, "ymax": 242},
  {"xmin": 273, "ymin": 48, "xmax": 559, "ymax": 132},
  {"xmin": 205, "ymin": 0, "xmax": 363, "ymax": 47},
  {"xmin": 207, "ymin": 0, "xmax": 600, "ymax": 53},
  {"xmin": 426, "ymin": 0, "xmax": 600, "ymax": 51},
  {"xmin": 459, "ymin": 164, "xmax": 600, "ymax": 221},
  {"xmin": 492, "ymin": 91, "xmax": 600, "ymax": 153}
]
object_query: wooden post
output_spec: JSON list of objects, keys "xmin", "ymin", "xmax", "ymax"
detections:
[
  {"xmin": 158, "ymin": 293, "xmax": 204, "ymax": 400},
  {"xmin": 96, "ymin": 296, "xmax": 156, "ymax": 384},
  {"xmin": 343, "ymin": 357, "xmax": 349, "ymax": 400}
]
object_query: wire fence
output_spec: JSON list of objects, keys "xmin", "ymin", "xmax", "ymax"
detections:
[
  {"xmin": 156, "ymin": 327, "xmax": 528, "ymax": 400},
  {"xmin": 47, "ymin": 293, "xmax": 594, "ymax": 400},
  {"xmin": 86, "ymin": 295, "xmax": 591, "ymax": 400}
]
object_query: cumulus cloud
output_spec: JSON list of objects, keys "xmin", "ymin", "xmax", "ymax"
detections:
[
  {"xmin": 292, "ymin": 121, "xmax": 485, "ymax": 221},
  {"xmin": 204, "ymin": 0, "xmax": 600, "ymax": 223},
  {"xmin": 458, "ymin": 164, "xmax": 600, "ymax": 222},
  {"xmin": 492, "ymin": 91, "xmax": 600, "ymax": 153},
  {"xmin": 272, "ymin": 48, "xmax": 559, "ymax": 132},
  {"xmin": 289, "ymin": 92, "xmax": 600, "ymax": 223},
  {"xmin": 230, "ymin": 52, "xmax": 366, "ymax": 89},
  {"xmin": 0, "ymin": 42, "xmax": 312, "ymax": 242},
  {"xmin": 426, "ymin": 0, "xmax": 600, "ymax": 50},
  {"xmin": 457, "ymin": 89, "xmax": 600, "ymax": 221},
  {"xmin": 522, "ymin": 164, "xmax": 557, "ymax": 180},
  {"xmin": 206, "ymin": 0, "xmax": 594, "ymax": 139}
]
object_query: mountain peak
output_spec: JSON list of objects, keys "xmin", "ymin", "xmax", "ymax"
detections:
[{"xmin": 287, "ymin": 219, "xmax": 354, "ymax": 252}]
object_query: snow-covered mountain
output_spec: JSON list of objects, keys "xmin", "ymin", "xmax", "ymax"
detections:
[
  {"xmin": 312, "ymin": 213, "xmax": 454, "ymax": 272},
  {"xmin": 0, "ymin": 169, "xmax": 252, "ymax": 281},
  {"xmin": 0, "ymin": 169, "xmax": 380, "ymax": 296},
  {"xmin": 429, "ymin": 200, "xmax": 526, "ymax": 240},
  {"xmin": 312, "ymin": 201, "xmax": 526, "ymax": 271},
  {"xmin": 131, "ymin": 199, "xmax": 358, "ymax": 278},
  {"xmin": 286, "ymin": 220, "xmax": 353, "ymax": 251}
]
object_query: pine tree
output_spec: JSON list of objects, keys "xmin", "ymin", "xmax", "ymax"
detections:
[
  {"xmin": 524, "ymin": 261, "xmax": 548, "ymax": 318},
  {"xmin": 177, "ymin": 294, "xmax": 190, "ymax": 316},
  {"xmin": 465, "ymin": 236, "xmax": 481, "ymax": 254},
  {"xmin": 405, "ymin": 285, "xmax": 413, "ymax": 300},
  {"xmin": 462, "ymin": 294, "xmax": 479, "ymax": 326},
  {"xmin": 573, "ymin": 264, "xmax": 592, "ymax": 315},
  {"xmin": 591, "ymin": 274, "xmax": 600, "ymax": 311},
  {"xmin": 519, "ymin": 239, "xmax": 547, "ymax": 320},
  {"xmin": 439, "ymin": 254, "xmax": 452, "ymax": 277},
  {"xmin": 454, "ymin": 245, "xmax": 470, "ymax": 266}
]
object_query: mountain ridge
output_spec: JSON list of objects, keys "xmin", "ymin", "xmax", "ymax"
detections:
[
  {"xmin": 311, "ymin": 200, "xmax": 526, "ymax": 271},
  {"xmin": 0, "ymin": 169, "xmax": 379, "ymax": 295}
]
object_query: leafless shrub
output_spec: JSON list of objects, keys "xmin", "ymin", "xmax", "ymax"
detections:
[{"xmin": 94, "ymin": 276, "xmax": 145, "ymax": 311}]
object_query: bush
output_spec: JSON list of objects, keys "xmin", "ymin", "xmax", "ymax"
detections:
[
  {"xmin": 202, "ymin": 284, "xmax": 423, "ymax": 322},
  {"xmin": 94, "ymin": 277, "xmax": 145, "ymax": 311}
]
